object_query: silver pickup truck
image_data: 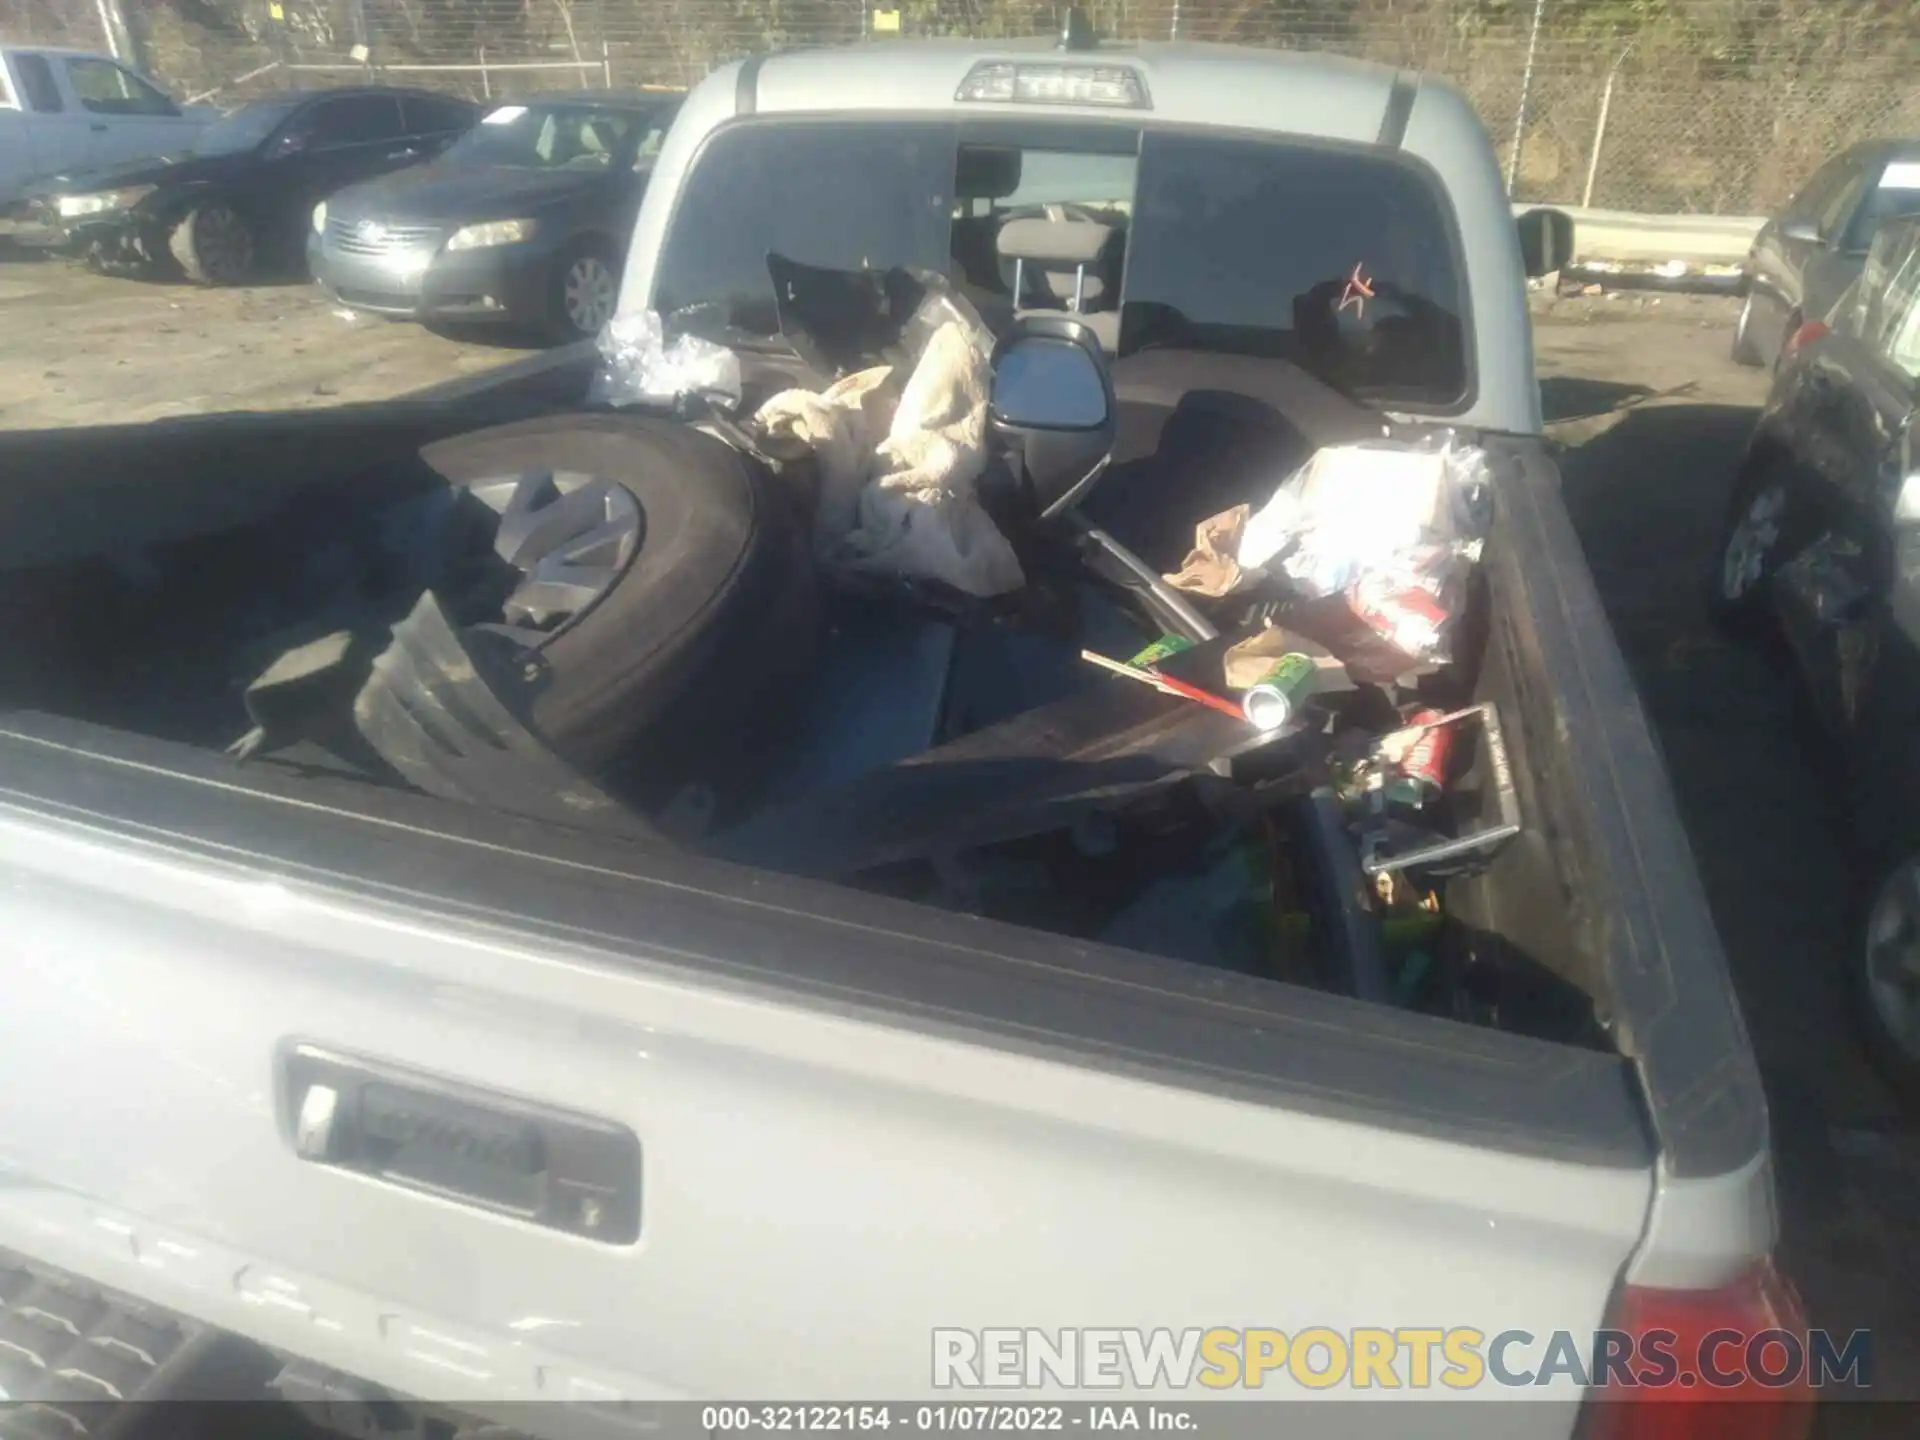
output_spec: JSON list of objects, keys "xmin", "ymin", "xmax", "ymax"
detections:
[{"xmin": 0, "ymin": 27, "xmax": 1805, "ymax": 1440}]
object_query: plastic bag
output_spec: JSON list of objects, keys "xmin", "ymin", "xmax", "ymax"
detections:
[
  {"xmin": 1240, "ymin": 438, "xmax": 1484, "ymax": 593},
  {"xmin": 588, "ymin": 308, "xmax": 743, "ymax": 410},
  {"xmin": 1167, "ymin": 433, "xmax": 1490, "ymax": 665}
]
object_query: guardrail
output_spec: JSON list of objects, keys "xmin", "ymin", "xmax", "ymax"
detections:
[{"xmin": 1513, "ymin": 203, "xmax": 1764, "ymax": 268}]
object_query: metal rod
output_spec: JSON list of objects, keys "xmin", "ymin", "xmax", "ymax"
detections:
[
  {"xmin": 1078, "ymin": 521, "xmax": 1219, "ymax": 643},
  {"xmin": 1582, "ymin": 72, "xmax": 1614, "ymax": 209},
  {"xmin": 1582, "ymin": 41, "xmax": 1637, "ymax": 209},
  {"xmin": 1040, "ymin": 454, "xmax": 1111, "ymax": 521},
  {"xmin": 1504, "ymin": 0, "xmax": 1549, "ymax": 198},
  {"xmin": 94, "ymin": 0, "xmax": 122, "ymax": 59}
]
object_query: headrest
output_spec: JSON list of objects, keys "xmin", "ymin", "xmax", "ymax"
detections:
[
  {"xmin": 956, "ymin": 146, "xmax": 1023, "ymax": 200},
  {"xmin": 996, "ymin": 218, "xmax": 1117, "ymax": 267}
]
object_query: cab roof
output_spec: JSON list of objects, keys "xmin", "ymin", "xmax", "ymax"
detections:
[{"xmin": 735, "ymin": 38, "xmax": 1416, "ymax": 143}]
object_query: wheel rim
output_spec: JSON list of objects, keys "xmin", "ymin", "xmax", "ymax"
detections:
[
  {"xmin": 197, "ymin": 206, "xmax": 251, "ymax": 281},
  {"xmin": 463, "ymin": 470, "xmax": 642, "ymax": 645},
  {"xmin": 563, "ymin": 256, "xmax": 618, "ymax": 335},
  {"xmin": 1720, "ymin": 482, "xmax": 1787, "ymax": 601},
  {"xmin": 1866, "ymin": 860, "xmax": 1920, "ymax": 1062}
]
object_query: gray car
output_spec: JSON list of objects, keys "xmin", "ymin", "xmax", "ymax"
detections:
[
  {"xmin": 309, "ymin": 92, "xmax": 680, "ymax": 342},
  {"xmin": 1734, "ymin": 137, "xmax": 1920, "ymax": 367}
]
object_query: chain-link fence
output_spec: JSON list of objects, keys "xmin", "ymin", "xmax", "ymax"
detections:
[{"xmin": 4, "ymin": 0, "xmax": 1917, "ymax": 214}]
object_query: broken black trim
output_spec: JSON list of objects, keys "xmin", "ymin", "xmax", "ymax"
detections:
[
  {"xmin": 1378, "ymin": 72, "xmax": 1416, "ymax": 148},
  {"xmin": 735, "ymin": 53, "xmax": 766, "ymax": 116}
]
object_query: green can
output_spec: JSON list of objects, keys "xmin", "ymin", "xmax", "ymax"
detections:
[
  {"xmin": 1241, "ymin": 652, "xmax": 1317, "ymax": 731},
  {"xmin": 1128, "ymin": 633, "xmax": 1197, "ymax": 669}
]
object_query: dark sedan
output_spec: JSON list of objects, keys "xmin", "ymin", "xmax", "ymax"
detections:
[
  {"xmin": 33, "ymin": 87, "xmax": 479, "ymax": 284},
  {"xmin": 1712, "ymin": 215, "xmax": 1920, "ymax": 1098},
  {"xmin": 1733, "ymin": 138, "xmax": 1920, "ymax": 368},
  {"xmin": 309, "ymin": 92, "xmax": 681, "ymax": 342}
]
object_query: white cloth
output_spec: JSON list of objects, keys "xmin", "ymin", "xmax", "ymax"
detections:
[
  {"xmin": 752, "ymin": 365, "xmax": 895, "ymax": 557},
  {"xmin": 750, "ymin": 318, "xmax": 1025, "ymax": 598}
]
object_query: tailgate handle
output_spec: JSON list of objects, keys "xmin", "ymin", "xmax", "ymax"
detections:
[
  {"xmin": 358, "ymin": 1084, "xmax": 544, "ymax": 1175},
  {"xmin": 281, "ymin": 1044, "xmax": 641, "ymax": 1244}
]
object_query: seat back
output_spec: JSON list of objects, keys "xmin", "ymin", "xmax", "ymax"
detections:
[{"xmin": 996, "ymin": 217, "xmax": 1120, "ymax": 313}]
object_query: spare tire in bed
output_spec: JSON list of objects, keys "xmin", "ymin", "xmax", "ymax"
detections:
[{"xmin": 399, "ymin": 412, "xmax": 817, "ymax": 813}]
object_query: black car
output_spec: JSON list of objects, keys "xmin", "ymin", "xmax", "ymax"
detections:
[
  {"xmin": 1712, "ymin": 215, "xmax": 1920, "ymax": 1096},
  {"xmin": 309, "ymin": 92, "xmax": 682, "ymax": 342},
  {"xmin": 34, "ymin": 86, "xmax": 480, "ymax": 284},
  {"xmin": 1733, "ymin": 138, "xmax": 1920, "ymax": 368}
]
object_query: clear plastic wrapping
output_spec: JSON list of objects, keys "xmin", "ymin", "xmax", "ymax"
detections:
[
  {"xmin": 1168, "ymin": 433, "xmax": 1490, "ymax": 664},
  {"xmin": 588, "ymin": 308, "xmax": 743, "ymax": 410}
]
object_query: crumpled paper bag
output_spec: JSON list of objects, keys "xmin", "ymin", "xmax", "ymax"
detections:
[
  {"xmin": 844, "ymin": 319, "xmax": 1024, "ymax": 598},
  {"xmin": 1165, "ymin": 504, "xmax": 1252, "ymax": 598},
  {"xmin": 752, "ymin": 365, "xmax": 897, "ymax": 557}
]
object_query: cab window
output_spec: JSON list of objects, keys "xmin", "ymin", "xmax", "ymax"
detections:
[
  {"xmin": 1123, "ymin": 130, "xmax": 1470, "ymax": 408},
  {"xmin": 308, "ymin": 95, "xmax": 405, "ymax": 148},
  {"xmin": 401, "ymin": 94, "xmax": 478, "ymax": 137},
  {"xmin": 1817, "ymin": 166, "xmax": 1869, "ymax": 245},
  {"xmin": 64, "ymin": 58, "xmax": 175, "ymax": 117},
  {"xmin": 10, "ymin": 53, "xmax": 64, "ymax": 113},
  {"xmin": 1874, "ymin": 240, "xmax": 1920, "ymax": 380},
  {"xmin": 1845, "ymin": 159, "xmax": 1920, "ymax": 255},
  {"xmin": 652, "ymin": 120, "xmax": 956, "ymax": 337}
]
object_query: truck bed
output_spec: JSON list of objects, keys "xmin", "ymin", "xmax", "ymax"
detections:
[{"xmin": 0, "ymin": 348, "xmax": 1767, "ymax": 1417}]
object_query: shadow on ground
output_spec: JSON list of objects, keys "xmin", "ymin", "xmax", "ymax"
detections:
[
  {"xmin": 1539, "ymin": 375, "xmax": 1653, "ymax": 424},
  {"xmin": 424, "ymin": 318, "xmax": 549, "ymax": 350},
  {"xmin": 1557, "ymin": 400, "xmax": 1920, "ymax": 1427}
]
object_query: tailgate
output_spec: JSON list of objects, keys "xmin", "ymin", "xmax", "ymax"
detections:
[{"xmin": 0, "ymin": 720, "xmax": 1652, "ymax": 1420}]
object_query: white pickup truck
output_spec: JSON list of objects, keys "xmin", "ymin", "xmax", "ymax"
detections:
[
  {"xmin": 0, "ymin": 44, "xmax": 212, "ymax": 211},
  {"xmin": 0, "ymin": 23, "xmax": 1821, "ymax": 1440}
]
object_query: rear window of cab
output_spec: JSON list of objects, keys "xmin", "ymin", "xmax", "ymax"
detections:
[{"xmin": 653, "ymin": 117, "xmax": 1471, "ymax": 411}]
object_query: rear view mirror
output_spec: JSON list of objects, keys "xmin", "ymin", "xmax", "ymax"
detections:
[
  {"xmin": 988, "ymin": 317, "xmax": 1117, "ymax": 520},
  {"xmin": 992, "ymin": 333, "xmax": 1110, "ymax": 429},
  {"xmin": 1515, "ymin": 207, "xmax": 1575, "ymax": 278},
  {"xmin": 1781, "ymin": 219, "xmax": 1822, "ymax": 246}
]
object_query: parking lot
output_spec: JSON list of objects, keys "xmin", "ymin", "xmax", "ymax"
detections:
[
  {"xmin": 2, "ymin": 249, "xmax": 1917, "ymax": 1422},
  {"xmin": 0, "ymin": 232, "xmax": 505, "ymax": 427},
  {"xmin": 1539, "ymin": 291, "xmax": 1920, "ymax": 1430}
]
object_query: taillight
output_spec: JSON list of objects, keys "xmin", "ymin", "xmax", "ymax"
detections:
[
  {"xmin": 1781, "ymin": 319, "xmax": 1830, "ymax": 360},
  {"xmin": 1582, "ymin": 1260, "xmax": 1817, "ymax": 1440}
]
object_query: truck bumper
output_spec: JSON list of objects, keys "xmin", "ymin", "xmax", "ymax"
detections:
[
  {"xmin": 0, "ymin": 1244, "xmax": 664, "ymax": 1440},
  {"xmin": 0, "ymin": 1243, "xmax": 221, "ymax": 1432}
]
